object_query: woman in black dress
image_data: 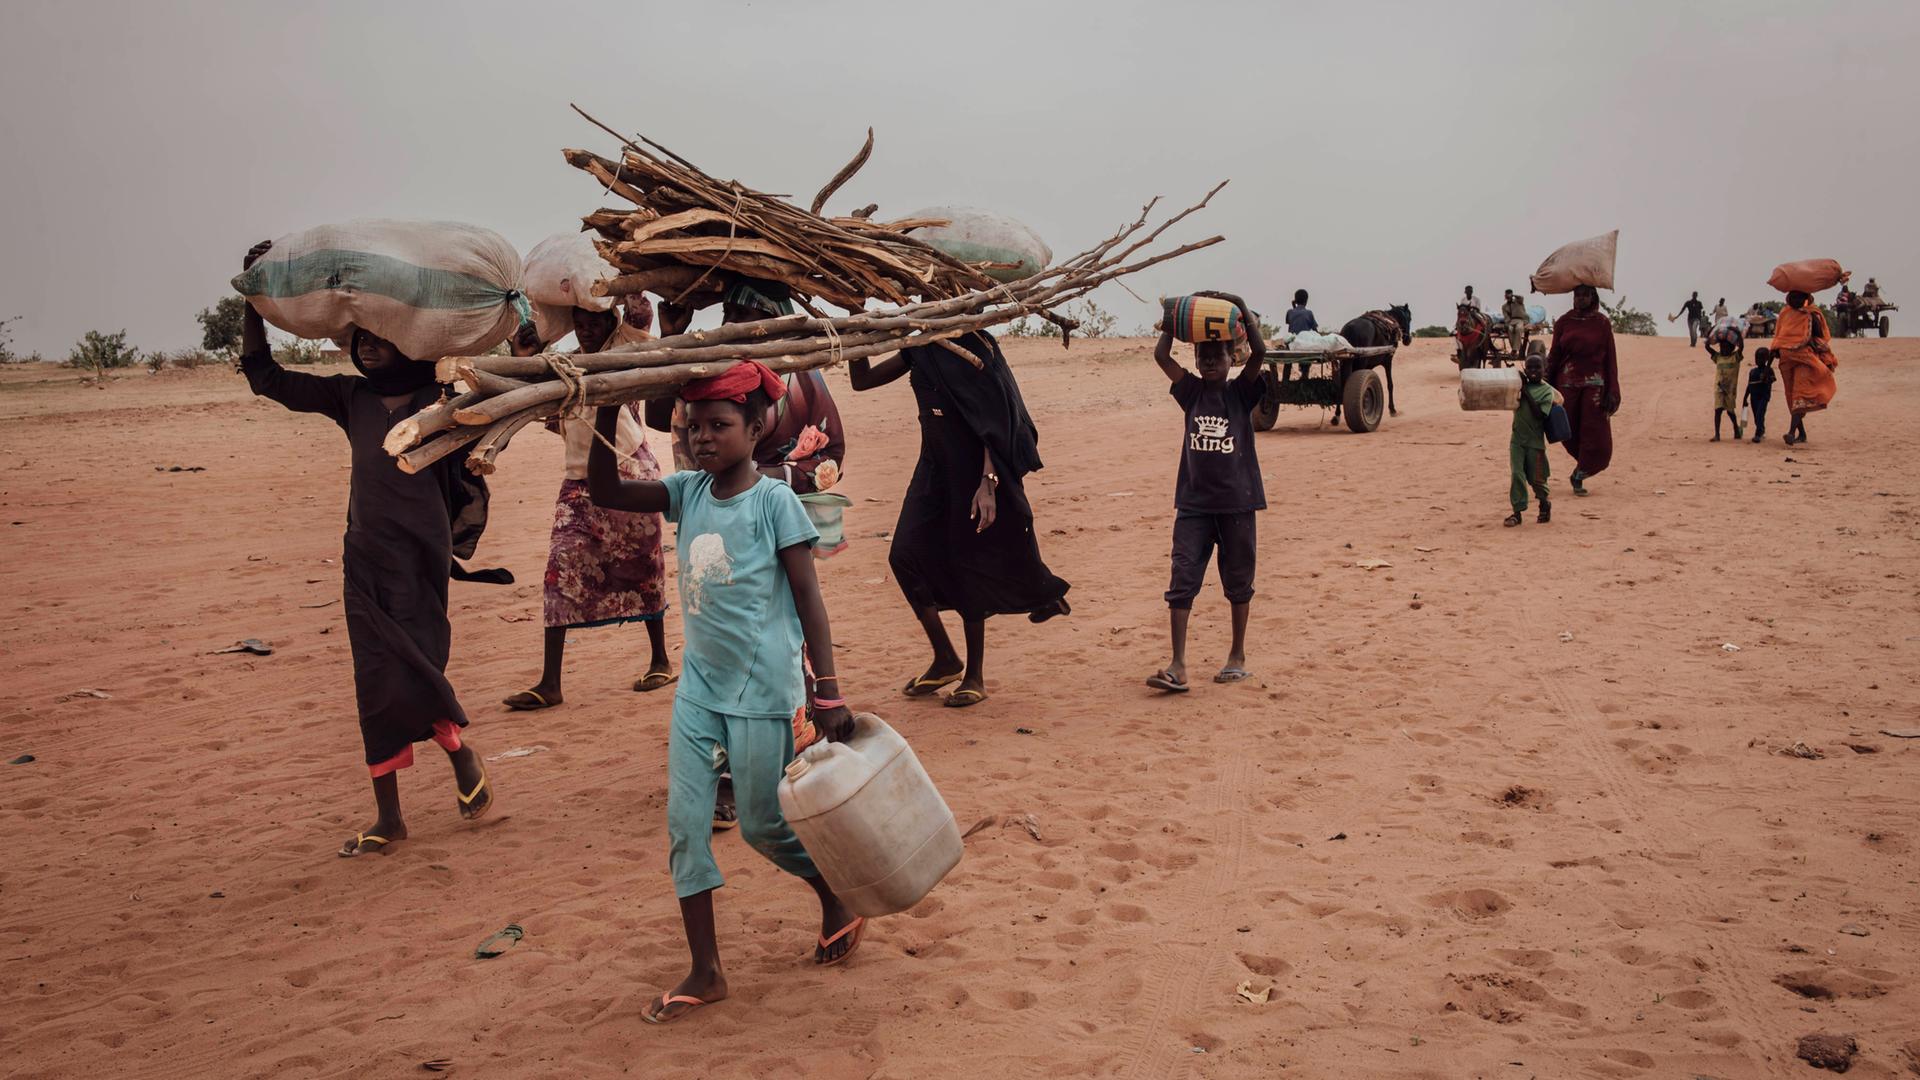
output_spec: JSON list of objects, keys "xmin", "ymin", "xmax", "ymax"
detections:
[
  {"xmin": 849, "ymin": 331, "xmax": 1069, "ymax": 708},
  {"xmin": 236, "ymin": 240, "xmax": 502, "ymax": 857}
]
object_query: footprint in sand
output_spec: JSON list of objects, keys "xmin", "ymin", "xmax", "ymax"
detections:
[{"xmin": 1426, "ymin": 888, "xmax": 1513, "ymax": 922}]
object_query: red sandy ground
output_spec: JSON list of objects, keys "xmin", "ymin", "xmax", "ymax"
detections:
[{"xmin": 2, "ymin": 336, "xmax": 1916, "ymax": 1078}]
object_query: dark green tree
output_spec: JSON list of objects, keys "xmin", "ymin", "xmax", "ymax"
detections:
[{"xmin": 196, "ymin": 296, "xmax": 248, "ymax": 355}]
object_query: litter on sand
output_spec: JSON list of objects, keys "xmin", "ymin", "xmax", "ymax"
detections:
[
  {"xmin": 1559, "ymin": 631, "xmax": 1575, "ymax": 643},
  {"xmin": 60, "ymin": 688, "xmax": 113, "ymax": 701},
  {"xmin": 1776, "ymin": 741, "xmax": 1825, "ymax": 760},
  {"xmin": 1235, "ymin": 980, "xmax": 1273, "ymax": 1004},
  {"xmin": 1720, "ymin": 643, "xmax": 1741, "ymax": 652},
  {"xmin": 1879, "ymin": 729, "xmax": 1920, "ymax": 739},
  {"xmin": 485, "ymin": 745, "xmax": 550, "ymax": 761},
  {"xmin": 213, "ymin": 639, "xmax": 273, "ymax": 656},
  {"xmin": 1353, "ymin": 559, "xmax": 1393, "ymax": 571},
  {"xmin": 474, "ymin": 923, "xmax": 523, "ymax": 959}
]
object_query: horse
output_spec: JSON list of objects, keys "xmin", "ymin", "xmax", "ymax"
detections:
[
  {"xmin": 1453, "ymin": 304, "xmax": 1498, "ymax": 369},
  {"xmin": 1330, "ymin": 303, "xmax": 1411, "ymax": 425}
]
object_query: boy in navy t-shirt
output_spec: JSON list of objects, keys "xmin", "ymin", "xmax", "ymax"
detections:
[{"xmin": 1147, "ymin": 291, "xmax": 1268, "ymax": 693}]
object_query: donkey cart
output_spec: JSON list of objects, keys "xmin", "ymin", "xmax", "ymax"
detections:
[{"xmin": 1250, "ymin": 345, "xmax": 1396, "ymax": 433}]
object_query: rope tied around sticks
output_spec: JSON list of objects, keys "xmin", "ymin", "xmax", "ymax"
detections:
[{"xmin": 540, "ymin": 351, "xmax": 644, "ymax": 466}]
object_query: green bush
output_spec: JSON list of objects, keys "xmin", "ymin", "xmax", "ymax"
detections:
[
  {"xmin": 0, "ymin": 315, "xmax": 21, "ymax": 363},
  {"xmin": 274, "ymin": 338, "xmax": 328, "ymax": 366},
  {"xmin": 67, "ymin": 329, "xmax": 141, "ymax": 374},
  {"xmin": 1412, "ymin": 325, "xmax": 1451, "ymax": 338},
  {"xmin": 1601, "ymin": 296, "xmax": 1658, "ymax": 336},
  {"xmin": 147, "ymin": 348, "xmax": 217, "ymax": 372}
]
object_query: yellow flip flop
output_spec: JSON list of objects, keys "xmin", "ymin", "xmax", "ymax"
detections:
[
  {"xmin": 903, "ymin": 672, "xmax": 961, "ymax": 698},
  {"xmin": 633, "ymin": 671, "xmax": 678, "ymax": 693},
  {"xmin": 458, "ymin": 764, "xmax": 494, "ymax": 822},
  {"xmin": 338, "ymin": 832, "xmax": 391, "ymax": 858}
]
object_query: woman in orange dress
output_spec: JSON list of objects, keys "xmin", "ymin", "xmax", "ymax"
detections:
[{"xmin": 1764, "ymin": 290, "xmax": 1838, "ymax": 446}]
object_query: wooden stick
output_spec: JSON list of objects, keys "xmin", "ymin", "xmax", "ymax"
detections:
[
  {"xmin": 397, "ymin": 425, "xmax": 487, "ymax": 475},
  {"xmin": 382, "ymin": 389, "xmax": 484, "ymax": 456},
  {"xmin": 810, "ymin": 127, "xmax": 873, "ymax": 215},
  {"xmin": 466, "ymin": 409, "xmax": 542, "ymax": 476}
]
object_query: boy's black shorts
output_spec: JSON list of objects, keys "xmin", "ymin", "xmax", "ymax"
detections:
[{"xmin": 1165, "ymin": 510, "xmax": 1256, "ymax": 609}]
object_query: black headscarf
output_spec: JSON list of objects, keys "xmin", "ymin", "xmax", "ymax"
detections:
[
  {"xmin": 346, "ymin": 331, "xmax": 510, "ymax": 584},
  {"xmin": 350, "ymin": 329, "xmax": 441, "ymax": 396},
  {"xmin": 902, "ymin": 331, "xmax": 1043, "ymax": 481}
]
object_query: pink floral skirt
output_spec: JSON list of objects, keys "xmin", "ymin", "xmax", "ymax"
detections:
[{"xmin": 543, "ymin": 444, "xmax": 666, "ymax": 629}]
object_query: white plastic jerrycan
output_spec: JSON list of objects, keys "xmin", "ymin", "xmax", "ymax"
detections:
[{"xmin": 779, "ymin": 712, "xmax": 962, "ymax": 918}]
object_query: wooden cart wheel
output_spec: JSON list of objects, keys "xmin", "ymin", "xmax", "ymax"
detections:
[
  {"xmin": 1343, "ymin": 367, "xmax": 1385, "ymax": 433},
  {"xmin": 1251, "ymin": 367, "xmax": 1281, "ymax": 431},
  {"xmin": 1880, "ymin": 315, "xmax": 1891, "ymax": 338}
]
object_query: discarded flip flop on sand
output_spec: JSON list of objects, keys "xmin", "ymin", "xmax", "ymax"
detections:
[
  {"xmin": 640, "ymin": 991, "xmax": 711, "ymax": 1025},
  {"xmin": 632, "ymin": 670, "xmax": 677, "ymax": 693},
  {"xmin": 943, "ymin": 688, "xmax": 988, "ymax": 709},
  {"xmin": 816, "ymin": 916, "xmax": 866, "ymax": 966},
  {"xmin": 474, "ymin": 923, "xmax": 523, "ymax": 959},
  {"xmin": 1146, "ymin": 670, "xmax": 1190, "ymax": 694},
  {"xmin": 338, "ymin": 832, "xmax": 393, "ymax": 858},
  {"xmin": 213, "ymin": 638, "xmax": 273, "ymax": 656},
  {"xmin": 502, "ymin": 689, "xmax": 555, "ymax": 711}
]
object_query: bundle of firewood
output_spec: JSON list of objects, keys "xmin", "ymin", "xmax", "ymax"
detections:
[{"xmin": 383, "ymin": 109, "xmax": 1225, "ymax": 476}]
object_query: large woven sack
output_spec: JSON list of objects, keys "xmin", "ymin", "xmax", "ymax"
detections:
[
  {"xmin": 1530, "ymin": 230, "xmax": 1618, "ymax": 294},
  {"xmin": 523, "ymin": 232, "xmax": 618, "ymax": 312},
  {"xmin": 905, "ymin": 206, "xmax": 1051, "ymax": 283},
  {"xmin": 1768, "ymin": 259, "xmax": 1848, "ymax": 294},
  {"xmin": 1160, "ymin": 295, "xmax": 1248, "ymax": 343},
  {"xmin": 232, "ymin": 219, "xmax": 527, "ymax": 360}
]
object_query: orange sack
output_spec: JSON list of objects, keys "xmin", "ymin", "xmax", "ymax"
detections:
[
  {"xmin": 1772, "ymin": 305, "xmax": 1839, "ymax": 413},
  {"xmin": 1767, "ymin": 259, "xmax": 1848, "ymax": 295}
]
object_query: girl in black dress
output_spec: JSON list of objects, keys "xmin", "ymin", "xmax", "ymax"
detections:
[
  {"xmin": 848, "ymin": 331, "xmax": 1069, "ymax": 708},
  {"xmin": 236, "ymin": 241, "xmax": 501, "ymax": 857}
]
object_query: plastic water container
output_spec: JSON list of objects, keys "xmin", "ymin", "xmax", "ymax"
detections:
[
  {"xmin": 1459, "ymin": 368, "xmax": 1521, "ymax": 411},
  {"xmin": 779, "ymin": 713, "xmax": 962, "ymax": 917}
]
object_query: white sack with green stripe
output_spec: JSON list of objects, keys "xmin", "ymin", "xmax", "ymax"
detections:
[
  {"xmin": 903, "ymin": 207, "xmax": 1051, "ymax": 283},
  {"xmin": 231, "ymin": 220, "xmax": 529, "ymax": 361}
]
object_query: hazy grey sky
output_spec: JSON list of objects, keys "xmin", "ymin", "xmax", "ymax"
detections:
[{"xmin": 2, "ymin": 0, "xmax": 1916, "ymax": 357}]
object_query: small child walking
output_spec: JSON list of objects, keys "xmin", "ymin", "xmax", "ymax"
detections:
[
  {"xmin": 1145, "ymin": 292, "xmax": 1268, "ymax": 692},
  {"xmin": 586, "ymin": 360, "xmax": 861, "ymax": 1025},
  {"xmin": 1704, "ymin": 318, "xmax": 1746, "ymax": 441},
  {"xmin": 1505, "ymin": 353, "xmax": 1557, "ymax": 527},
  {"xmin": 1743, "ymin": 350, "xmax": 1777, "ymax": 443}
]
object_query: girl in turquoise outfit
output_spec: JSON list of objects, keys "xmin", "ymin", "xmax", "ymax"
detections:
[{"xmin": 586, "ymin": 360, "xmax": 862, "ymax": 1025}]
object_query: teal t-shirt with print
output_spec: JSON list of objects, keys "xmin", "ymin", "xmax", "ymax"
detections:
[{"xmin": 663, "ymin": 470, "xmax": 819, "ymax": 718}]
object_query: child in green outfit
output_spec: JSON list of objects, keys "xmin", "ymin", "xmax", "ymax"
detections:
[
  {"xmin": 1505, "ymin": 353, "xmax": 1557, "ymax": 527},
  {"xmin": 586, "ymin": 360, "xmax": 862, "ymax": 1026}
]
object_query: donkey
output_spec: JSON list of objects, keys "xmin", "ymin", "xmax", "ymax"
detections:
[{"xmin": 1330, "ymin": 303, "xmax": 1411, "ymax": 424}]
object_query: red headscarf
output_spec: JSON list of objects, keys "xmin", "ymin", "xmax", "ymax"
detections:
[{"xmin": 680, "ymin": 360, "xmax": 788, "ymax": 404}]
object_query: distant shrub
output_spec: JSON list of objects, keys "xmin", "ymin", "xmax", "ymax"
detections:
[
  {"xmin": 1601, "ymin": 296, "xmax": 1659, "ymax": 337},
  {"xmin": 147, "ymin": 348, "xmax": 217, "ymax": 372},
  {"xmin": 274, "ymin": 338, "xmax": 327, "ymax": 366},
  {"xmin": 1412, "ymin": 325, "xmax": 1451, "ymax": 338},
  {"xmin": 0, "ymin": 315, "xmax": 21, "ymax": 363},
  {"xmin": 67, "ymin": 329, "xmax": 141, "ymax": 376}
]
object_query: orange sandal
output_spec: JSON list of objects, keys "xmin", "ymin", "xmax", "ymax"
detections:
[
  {"xmin": 640, "ymin": 992, "xmax": 710, "ymax": 1025},
  {"xmin": 815, "ymin": 916, "xmax": 866, "ymax": 966}
]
